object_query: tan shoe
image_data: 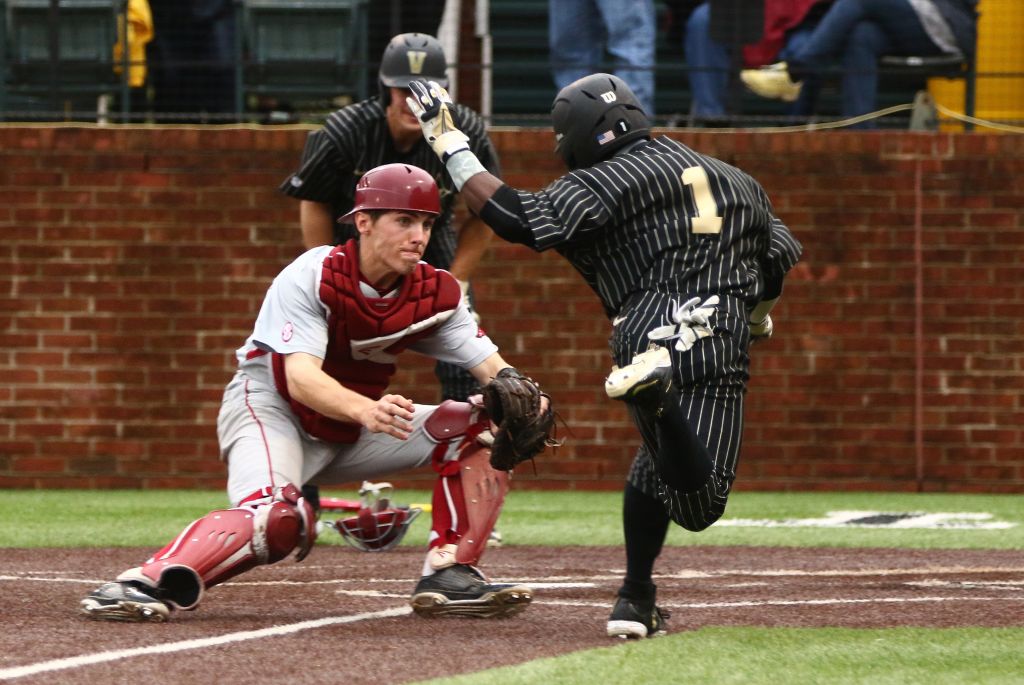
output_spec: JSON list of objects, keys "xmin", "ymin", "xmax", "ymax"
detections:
[{"xmin": 740, "ymin": 62, "xmax": 803, "ymax": 103}]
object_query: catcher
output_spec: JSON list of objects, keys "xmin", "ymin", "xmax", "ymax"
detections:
[{"xmin": 80, "ymin": 163, "xmax": 555, "ymax": 623}]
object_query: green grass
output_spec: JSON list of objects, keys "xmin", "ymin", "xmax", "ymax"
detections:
[
  {"xmin": 412, "ymin": 627, "xmax": 1024, "ymax": 685},
  {"xmin": 1, "ymin": 489, "xmax": 1021, "ymax": 549}
]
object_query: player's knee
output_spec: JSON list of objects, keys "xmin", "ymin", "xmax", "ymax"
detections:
[
  {"xmin": 255, "ymin": 498, "xmax": 304, "ymax": 563},
  {"xmin": 425, "ymin": 399, "xmax": 489, "ymax": 440},
  {"xmin": 660, "ymin": 486, "xmax": 727, "ymax": 532},
  {"xmin": 261, "ymin": 483, "xmax": 317, "ymax": 562}
]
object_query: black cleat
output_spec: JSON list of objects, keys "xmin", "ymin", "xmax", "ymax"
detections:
[
  {"xmin": 606, "ymin": 595, "xmax": 670, "ymax": 639},
  {"xmin": 80, "ymin": 581, "xmax": 170, "ymax": 623},
  {"xmin": 410, "ymin": 564, "xmax": 532, "ymax": 618}
]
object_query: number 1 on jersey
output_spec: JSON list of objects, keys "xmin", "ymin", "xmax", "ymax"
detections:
[{"xmin": 682, "ymin": 166, "xmax": 723, "ymax": 235}]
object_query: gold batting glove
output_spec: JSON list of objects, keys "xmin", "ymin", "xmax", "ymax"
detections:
[{"xmin": 407, "ymin": 80, "xmax": 470, "ymax": 162}]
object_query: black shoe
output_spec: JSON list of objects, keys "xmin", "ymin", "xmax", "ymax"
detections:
[
  {"xmin": 410, "ymin": 564, "xmax": 532, "ymax": 618},
  {"xmin": 606, "ymin": 595, "xmax": 670, "ymax": 638},
  {"xmin": 80, "ymin": 581, "xmax": 170, "ymax": 623}
]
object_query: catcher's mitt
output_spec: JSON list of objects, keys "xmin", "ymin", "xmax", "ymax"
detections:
[{"xmin": 482, "ymin": 367, "xmax": 556, "ymax": 471}]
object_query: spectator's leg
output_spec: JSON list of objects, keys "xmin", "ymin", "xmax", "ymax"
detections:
[
  {"xmin": 598, "ymin": 0, "xmax": 657, "ymax": 115},
  {"xmin": 780, "ymin": 27, "xmax": 822, "ymax": 118},
  {"xmin": 841, "ymin": 21, "xmax": 891, "ymax": 122},
  {"xmin": 684, "ymin": 2, "xmax": 731, "ymax": 119},
  {"xmin": 549, "ymin": 0, "xmax": 603, "ymax": 90},
  {"xmin": 786, "ymin": 0, "xmax": 942, "ymax": 80}
]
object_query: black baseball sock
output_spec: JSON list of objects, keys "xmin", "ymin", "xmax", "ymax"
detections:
[
  {"xmin": 620, "ymin": 482, "xmax": 670, "ymax": 600},
  {"xmin": 653, "ymin": 395, "xmax": 715, "ymax": 492}
]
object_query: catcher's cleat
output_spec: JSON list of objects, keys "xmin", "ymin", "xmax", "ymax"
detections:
[
  {"xmin": 606, "ymin": 595, "xmax": 670, "ymax": 639},
  {"xmin": 605, "ymin": 344, "xmax": 672, "ymax": 404},
  {"xmin": 410, "ymin": 564, "xmax": 532, "ymax": 618},
  {"xmin": 80, "ymin": 581, "xmax": 171, "ymax": 623}
]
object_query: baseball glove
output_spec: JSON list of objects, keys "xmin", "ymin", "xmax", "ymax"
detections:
[{"xmin": 482, "ymin": 367, "xmax": 556, "ymax": 471}]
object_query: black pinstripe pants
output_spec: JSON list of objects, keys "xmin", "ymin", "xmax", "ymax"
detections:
[{"xmin": 611, "ymin": 290, "xmax": 751, "ymax": 532}]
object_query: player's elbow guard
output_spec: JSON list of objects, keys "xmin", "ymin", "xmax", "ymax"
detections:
[{"xmin": 480, "ymin": 185, "xmax": 535, "ymax": 248}]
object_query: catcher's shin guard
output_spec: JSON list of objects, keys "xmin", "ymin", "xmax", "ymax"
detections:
[
  {"xmin": 119, "ymin": 483, "xmax": 316, "ymax": 610},
  {"xmin": 425, "ymin": 400, "xmax": 508, "ymax": 568}
]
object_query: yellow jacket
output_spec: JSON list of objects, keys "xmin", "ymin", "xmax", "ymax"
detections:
[{"xmin": 113, "ymin": 0, "xmax": 154, "ymax": 87}]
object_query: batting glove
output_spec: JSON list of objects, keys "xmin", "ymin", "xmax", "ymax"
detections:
[
  {"xmin": 407, "ymin": 80, "xmax": 470, "ymax": 163},
  {"xmin": 747, "ymin": 296, "xmax": 779, "ymax": 343},
  {"xmin": 647, "ymin": 295, "xmax": 719, "ymax": 352}
]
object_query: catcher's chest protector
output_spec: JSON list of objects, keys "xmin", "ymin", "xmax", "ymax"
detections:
[{"xmin": 272, "ymin": 239, "xmax": 461, "ymax": 442}]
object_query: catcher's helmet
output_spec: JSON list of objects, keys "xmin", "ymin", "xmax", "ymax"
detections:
[
  {"xmin": 379, "ymin": 32, "xmax": 448, "ymax": 90},
  {"xmin": 332, "ymin": 481, "xmax": 422, "ymax": 552},
  {"xmin": 338, "ymin": 163, "xmax": 441, "ymax": 223},
  {"xmin": 551, "ymin": 73, "xmax": 651, "ymax": 170},
  {"xmin": 334, "ymin": 506, "xmax": 421, "ymax": 552}
]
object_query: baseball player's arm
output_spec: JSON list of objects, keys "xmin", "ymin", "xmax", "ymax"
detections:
[
  {"xmin": 300, "ymin": 200, "xmax": 335, "ymax": 250},
  {"xmin": 283, "ymin": 352, "xmax": 415, "ymax": 440},
  {"xmin": 407, "ymin": 82, "xmax": 535, "ymax": 247}
]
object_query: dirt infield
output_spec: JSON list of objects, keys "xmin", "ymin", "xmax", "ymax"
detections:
[{"xmin": 2, "ymin": 545, "xmax": 1023, "ymax": 684}]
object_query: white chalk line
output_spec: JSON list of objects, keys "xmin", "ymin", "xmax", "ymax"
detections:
[{"xmin": 0, "ymin": 606, "xmax": 411, "ymax": 681}]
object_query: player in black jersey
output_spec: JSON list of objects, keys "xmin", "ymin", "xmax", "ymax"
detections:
[{"xmin": 407, "ymin": 73, "xmax": 802, "ymax": 638}]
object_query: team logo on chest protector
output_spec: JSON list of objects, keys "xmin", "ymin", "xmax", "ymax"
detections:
[{"xmin": 350, "ymin": 308, "xmax": 456, "ymax": 363}]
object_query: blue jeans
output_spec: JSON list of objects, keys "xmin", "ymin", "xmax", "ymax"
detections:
[
  {"xmin": 548, "ymin": 0, "xmax": 656, "ymax": 115},
  {"xmin": 787, "ymin": 0, "xmax": 943, "ymax": 118},
  {"xmin": 685, "ymin": 2, "xmax": 818, "ymax": 119}
]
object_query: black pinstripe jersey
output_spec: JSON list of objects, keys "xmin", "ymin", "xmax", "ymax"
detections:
[
  {"xmin": 517, "ymin": 136, "xmax": 800, "ymax": 318},
  {"xmin": 279, "ymin": 98, "xmax": 501, "ymax": 270}
]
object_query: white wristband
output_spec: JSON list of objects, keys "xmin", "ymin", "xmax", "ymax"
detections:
[{"xmin": 445, "ymin": 150, "xmax": 486, "ymax": 191}]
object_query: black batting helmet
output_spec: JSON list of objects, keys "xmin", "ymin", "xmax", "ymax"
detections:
[
  {"xmin": 551, "ymin": 73, "xmax": 651, "ymax": 170},
  {"xmin": 379, "ymin": 33, "xmax": 449, "ymax": 90}
]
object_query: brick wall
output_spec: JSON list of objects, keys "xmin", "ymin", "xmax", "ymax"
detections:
[{"xmin": 1, "ymin": 126, "xmax": 1021, "ymax": 493}]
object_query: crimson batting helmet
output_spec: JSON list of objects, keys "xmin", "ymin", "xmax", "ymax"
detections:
[
  {"xmin": 338, "ymin": 163, "xmax": 441, "ymax": 223},
  {"xmin": 551, "ymin": 73, "xmax": 651, "ymax": 170},
  {"xmin": 379, "ymin": 33, "xmax": 448, "ymax": 90}
]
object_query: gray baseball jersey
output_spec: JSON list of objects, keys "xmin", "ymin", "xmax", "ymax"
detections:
[{"xmin": 219, "ymin": 246, "xmax": 498, "ymax": 505}]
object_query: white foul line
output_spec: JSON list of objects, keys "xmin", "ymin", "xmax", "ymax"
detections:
[{"xmin": 0, "ymin": 606, "xmax": 410, "ymax": 682}]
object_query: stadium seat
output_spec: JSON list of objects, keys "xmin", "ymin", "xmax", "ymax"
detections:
[
  {"xmin": 880, "ymin": 52, "xmax": 976, "ymax": 129},
  {"xmin": 0, "ymin": 0, "xmax": 127, "ymax": 120},
  {"xmin": 236, "ymin": 0, "xmax": 369, "ymax": 119}
]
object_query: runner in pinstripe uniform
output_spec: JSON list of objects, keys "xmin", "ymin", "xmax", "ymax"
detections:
[
  {"xmin": 406, "ymin": 73, "xmax": 802, "ymax": 638},
  {"xmin": 280, "ymin": 33, "xmax": 502, "ymax": 520}
]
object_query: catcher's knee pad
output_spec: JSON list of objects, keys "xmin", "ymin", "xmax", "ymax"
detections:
[
  {"xmin": 424, "ymin": 401, "xmax": 507, "ymax": 568},
  {"xmin": 123, "ymin": 483, "xmax": 316, "ymax": 610},
  {"xmin": 424, "ymin": 398, "xmax": 491, "ymax": 450}
]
